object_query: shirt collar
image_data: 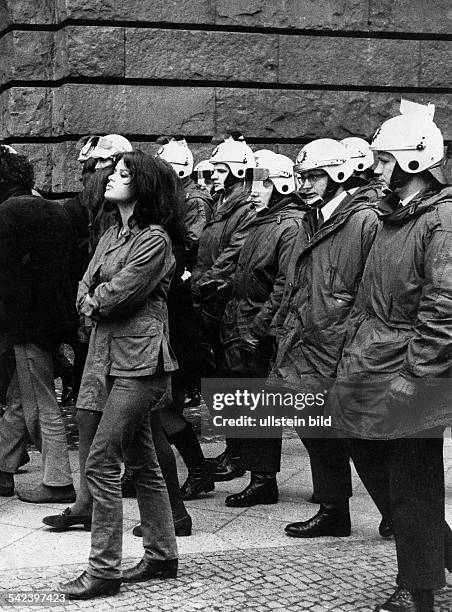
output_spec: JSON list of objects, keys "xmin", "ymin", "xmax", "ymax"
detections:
[{"xmin": 320, "ymin": 187, "xmax": 359, "ymax": 222}]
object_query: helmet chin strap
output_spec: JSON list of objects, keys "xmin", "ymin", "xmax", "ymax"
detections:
[
  {"xmin": 322, "ymin": 177, "xmax": 341, "ymax": 204},
  {"xmin": 224, "ymin": 170, "xmax": 241, "ymax": 191},
  {"xmin": 389, "ymin": 162, "xmax": 412, "ymax": 192}
]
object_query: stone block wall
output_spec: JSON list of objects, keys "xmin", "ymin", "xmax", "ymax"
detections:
[{"xmin": 1, "ymin": 0, "xmax": 451, "ymax": 192}]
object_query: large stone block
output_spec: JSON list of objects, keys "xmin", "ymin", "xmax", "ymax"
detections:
[
  {"xmin": 0, "ymin": 87, "xmax": 53, "ymax": 138},
  {"xmin": 214, "ymin": 0, "xmax": 369, "ymax": 30},
  {"xmin": 53, "ymin": 84, "xmax": 215, "ymax": 135},
  {"xmin": 0, "ymin": 30, "xmax": 54, "ymax": 83},
  {"xmin": 368, "ymin": 0, "xmax": 452, "ymax": 33},
  {"xmin": 420, "ymin": 41, "xmax": 452, "ymax": 88},
  {"xmin": 54, "ymin": 26, "xmax": 125, "ymax": 78},
  {"xmin": 215, "ymin": 88, "xmax": 371, "ymax": 139},
  {"xmin": 0, "ymin": 0, "xmax": 57, "ymax": 28},
  {"xmin": 125, "ymin": 28, "xmax": 277, "ymax": 82},
  {"xmin": 279, "ymin": 36, "xmax": 420, "ymax": 87},
  {"xmin": 58, "ymin": 0, "xmax": 213, "ymax": 23},
  {"xmin": 51, "ymin": 141, "xmax": 82, "ymax": 192}
]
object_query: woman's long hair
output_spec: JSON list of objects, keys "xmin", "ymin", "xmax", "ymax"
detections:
[{"xmin": 108, "ymin": 150, "xmax": 186, "ymax": 269}]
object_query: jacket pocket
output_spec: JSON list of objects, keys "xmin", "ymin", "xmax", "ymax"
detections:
[{"xmin": 110, "ymin": 331, "xmax": 161, "ymax": 372}]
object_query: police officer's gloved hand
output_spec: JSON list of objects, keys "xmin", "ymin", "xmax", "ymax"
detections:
[{"xmin": 386, "ymin": 374, "xmax": 417, "ymax": 406}]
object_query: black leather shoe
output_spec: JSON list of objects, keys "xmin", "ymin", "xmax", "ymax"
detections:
[
  {"xmin": 205, "ymin": 450, "xmax": 228, "ymax": 467},
  {"xmin": 379, "ymin": 517, "xmax": 394, "ymax": 538},
  {"xmin": 59, "ymin": 571, "xmax": 121, "ymax": 600},
  {"xmin": 374, "ymin": 587, "xmax": 416, "ymax": 611},
  {"xmin": 121, "ymin": 468, "xmax": 136, "ymax": 498},
  {"xmin": 122, "ymin": 558, "xmax": 178, "ymax": 583},
  {"xmin": 180, "ymin": 465, "xmax": 215, "ymax": 500},
  {"xmin": 42, "ymin": 507, "xmax": 92, "ymax": 531},
  {"xmin": 17, "ymin": 484, "xmax": 76, "ymax": 504},
  {"xmin": 285, "ymin": 503, "xmax": 351, "ymax": 538},
  {"xmin": 183, "ymin": 390, "xmax": 201, "ymax": 408},
  {"xmin": 225, "ymin": 473, "xmax": 278, "ymax": 507},
  {"xmin": 0, "ymin": 471, "xmax": 14, "ymax": 497},
  {"xmin": 213, "ymin": 456, "xmax": 245, "ymax": 482},
  {"xmin": 133, "ymin": 514, "xmax": 192, "ymax": 538}
]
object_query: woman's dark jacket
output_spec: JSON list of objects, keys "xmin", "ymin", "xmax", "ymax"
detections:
[
  {"xmin": 326, "ymin": 186, "xmax": 452, "ymax": 439},
  {"xmin": 0, "ymin": 187, "xmax": 78, "ymax": 351}
]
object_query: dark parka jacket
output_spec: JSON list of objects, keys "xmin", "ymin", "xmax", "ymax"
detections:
[
  {"xmin": 326, "ymin": 186, "xmax": 452, "ymax": 439},
  {"xmin": 0, "ymin": 188, "xmax": 78, "ymax": 352},
  {"xmin": 191, "ymin": 182, "xmax": 256, "ymax": 322},
  {"xmin": 220, "ymin": 195, "xmax": 309, "ymax": 373},
  {"xmin": 267, "ymin": 183, "xmax": 383, "ymax": 392},
  {"xmin": 181, "ymin": 178, "xmax": 213, "ymax": 271}
]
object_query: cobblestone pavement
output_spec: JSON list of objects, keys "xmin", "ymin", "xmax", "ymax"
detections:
[{"xmin": 0, "ymin": 543, "xmax": 451, "ymax": 611}]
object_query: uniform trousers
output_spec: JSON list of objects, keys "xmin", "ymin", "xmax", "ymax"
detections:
[
  {"xmin": 299, "ymin": 436, "xmax": 353, "ymax": 502},
  {"xmin": 347, "ymin": 433, "xmax": 452, "ymax": 589}
]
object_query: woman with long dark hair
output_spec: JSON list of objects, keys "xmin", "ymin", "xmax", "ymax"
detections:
[{"xmin": 58, "ymin": 151, "xmax": 183, "ymax": 599}]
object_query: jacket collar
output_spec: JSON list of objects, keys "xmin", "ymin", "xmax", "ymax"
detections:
[
  {"xmin": 299, "ymin": 183, "xmax": 381, "ymax": 254},
  {"xmin": 212, "ymin": 183, "xmax": 250, "ymax": 218},
  {"xmin": 380, "ymin": 185, "xmax": 452, "ymax": 225},
  {"xmin": 250, "ymin": 194, "xmax": 308, "ymax": 226}
]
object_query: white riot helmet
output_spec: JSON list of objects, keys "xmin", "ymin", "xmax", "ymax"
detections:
[
  {"xmin": 0, "ymin": 144, "xmax": 18, "ymax": 154},
  {"xmin": 250, "ymin": 150, "xmax": 296, "ymax": 194},
  {"xmin": 294, "ymin": 139, "xmax": 354, "ymax": 184},
  {"xmin": 90, "ymin": 134, "xmax": 133, "ymax": 160},
  {"xmin": 192, "ymin": 159, "xmax": 214, "ymax": 185},
  {"xmin": 209, "ymin": 136, "xmax": 255, "ymax": 179},
  {"xmin": 370, "ymin": 99, "xmax": 445, "ymax": 182},
  {"xmin": 156, "ymin": 138, "xmax": 194, "ymax": 178},
  {"xmin": 341, "ymin": 137, "xmax": 375, "ymax": 172},
  {"xmin": 77, "ymin": 135, "xmax": 100, "ymax": 163}
]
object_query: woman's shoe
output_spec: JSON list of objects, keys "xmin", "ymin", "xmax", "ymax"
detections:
[
  {"xmin": 122, "ymin": 558, "xmax": 178, "ymax": 583},
  {"xmin": 59, "ymin": 571, "xmax": 121, "ymax": 599},
  {"xmin": 133, "ymin": 514, "xmax": 192, "ymax": 538},
  {"xmin": 42, "ymin": 507, "xmax": 92, "ymax": 531}
]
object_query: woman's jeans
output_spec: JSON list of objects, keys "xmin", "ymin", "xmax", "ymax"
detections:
[{"xmin": 85, "ymin": 374, "xmax": 178, "ymax": 579}]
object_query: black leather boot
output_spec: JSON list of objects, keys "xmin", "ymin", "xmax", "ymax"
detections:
[
  {"xmin": 180, "ymin": 463, "xmax": 215, "ymax": 500},
  {"xmin": 374, "ymin": 586, "xmax": 416, "ymax": 611},
  {"xmin": 213, "ymin": 454, "xmax": 245, "ymax": 482},
  {"xmin": 285, "ymin": 502, "xmax": 351, "ymax": 538},
  {"xmin": 225, "ymin": 473, "xmax": 278, "ymax": 507},
  {"xmin": 59, "ymin": 571, "xmax": 121, "ymax": 599}
]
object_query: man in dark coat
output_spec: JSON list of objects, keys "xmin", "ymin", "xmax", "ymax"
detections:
[
  {"xmin": 326, "ymin": 101, "xmax": 452, "ymax": 612},
  {"xmin": 220, "ymin": 150, "xmax": 310, "ymax": 507},
  {"xmin": 0, "ymin": 146, "xmax": 77, "ymax": 503},
  {"xmin": 191, "ymin": 136, "xmax": 257, "ymax": 486},
  {"xmin": 267, "ymin": 138, "xmax": 387, "ymax": 537}
]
